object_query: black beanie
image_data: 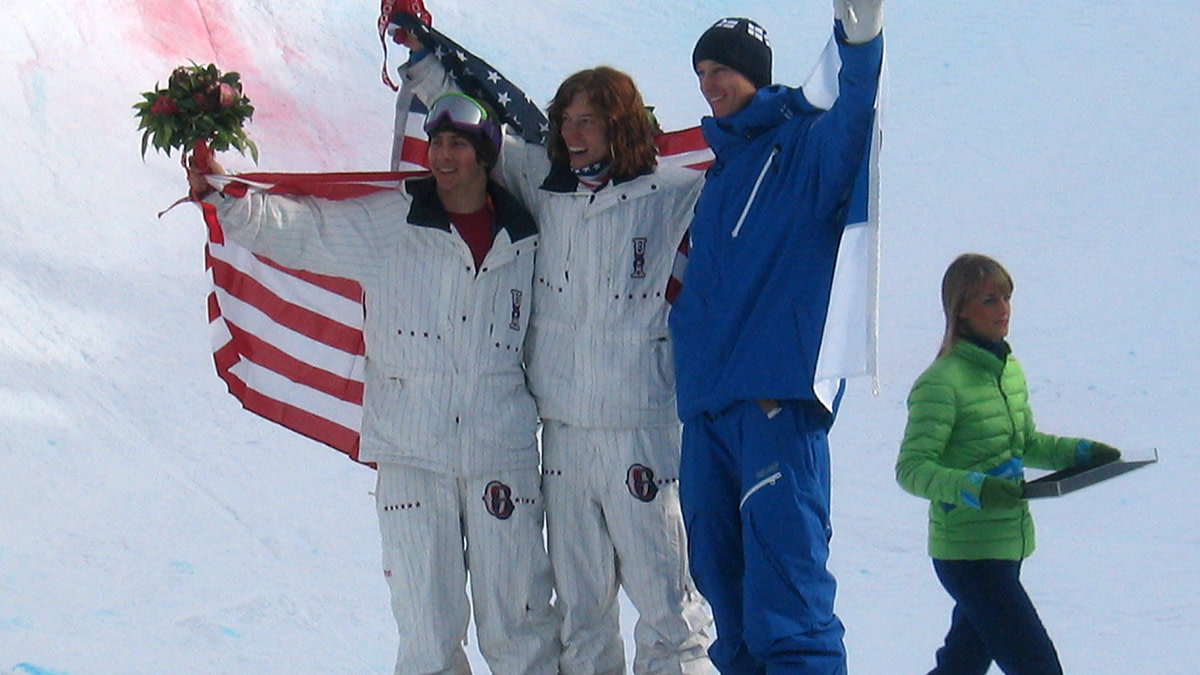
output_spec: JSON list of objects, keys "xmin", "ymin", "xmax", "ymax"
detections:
[{"xmin": 692, "ymin": 18, "xmax": 773, "ymax": 90}]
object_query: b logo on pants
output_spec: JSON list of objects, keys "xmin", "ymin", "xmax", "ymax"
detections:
[
  {"xmin": 483, "ymin": 480, "xmax": 515, "ymax": 520},
  {"xmin": 626, "ymin": 464, "xmax": 660, "ymax": 502}
]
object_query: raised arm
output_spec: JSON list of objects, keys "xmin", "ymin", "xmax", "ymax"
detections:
[
  {"xmin": 807, "ymin": 1, "xmax": 885, "ymax": 222},
  {"xmin": 204, "ymin": 182, "xmax": 410, "ymax": 282},
  {"xmin": 389, "ymin": 15, "xmax": 550, "ymax": 206}
]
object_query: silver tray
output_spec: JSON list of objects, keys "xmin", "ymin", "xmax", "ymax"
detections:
[{"xmin": 1022, "ymin": 450, "xmax": 1158, "ymax": 499}]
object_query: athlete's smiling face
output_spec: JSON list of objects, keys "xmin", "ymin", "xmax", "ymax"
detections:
[
  {"xmin": 558, "ymin": 92, "xmax": 611, "ymax": 170},
  {"xmin": 695, "ymin": 60, "xmax": 758, "ymax": 118},
  {"xmin": 427, "ymin": 130, "xmax": 487, "ymax": 194}
]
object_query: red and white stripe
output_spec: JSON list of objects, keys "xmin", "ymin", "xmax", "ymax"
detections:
[{"xmin": 201, "ymin": 129, "xmax": 708, "ymax": 462}]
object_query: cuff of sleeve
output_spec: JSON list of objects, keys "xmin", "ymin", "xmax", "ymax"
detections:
[
  {"xmin": 835, "ymin": 20, "xmax": 884, "ymax": 47},
  {"xmin": 963, "ymin": 471, "xmax": 985, "ymax": 510},
  {"xmin": 1075, "ymin": 439, "xmax": 1093, "ymax": 467}
]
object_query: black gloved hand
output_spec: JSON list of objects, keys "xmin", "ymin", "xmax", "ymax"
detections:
[{"xmin": 980, "ymin": 477, "xmax": 1023, "ymax": 510}]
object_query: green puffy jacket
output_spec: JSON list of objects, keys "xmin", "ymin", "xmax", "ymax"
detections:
[{"xmin": 896, "ymin": 339, "xmax": 1081, "ymax": 560}]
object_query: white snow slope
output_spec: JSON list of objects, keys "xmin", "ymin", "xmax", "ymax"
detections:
[{"xmin": 2, "ymin": 0, "xmax": 1198, "ymax": 672}]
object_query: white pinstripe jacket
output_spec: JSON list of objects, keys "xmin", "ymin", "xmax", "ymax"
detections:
[
  {"xmin": 500, "ymin": 142, "xmax": 702, "ymax": 428},
  {"xmin": 402, "ymin": 56, "xmax": 702, "ymax": 429},
  {"xmin": 212, "ymin": 176, "xmax": 541, "ymax": 475}
]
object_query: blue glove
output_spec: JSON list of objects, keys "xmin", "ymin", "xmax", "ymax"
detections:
[{"xmin": 980, "ymin": 477, "xmax": 1023, "ymax": 510}]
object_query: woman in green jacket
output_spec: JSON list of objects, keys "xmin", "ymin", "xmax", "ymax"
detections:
[{"xmin": 896, "ymin": 253, "xmax": 1120, "ymax": 675}]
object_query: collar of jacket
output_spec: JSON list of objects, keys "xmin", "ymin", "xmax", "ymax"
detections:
[
  {"xmin": 405, "ymin": 175, "xmax": 538, "ymax": 242},
  {"xmin": 539, "ymin": 160, "xmax": 654, "ymax": 194},
  {"xmin": 701, "ymin": 85, "xmax": 820, "ymax": 164},
  {"xmin": 952, "ymin": 338, "xmax": 1012, "ymax": 375}
]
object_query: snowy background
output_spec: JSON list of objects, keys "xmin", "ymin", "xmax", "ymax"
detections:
[{"xmin": 2, "ymin": 0, "xmax": 1198, "ymax": 672}]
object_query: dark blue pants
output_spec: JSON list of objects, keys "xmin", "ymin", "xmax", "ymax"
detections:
[
  {"xmin": 680, "ymin": 400, "xmax": 845, "ymax": 674},
  {"xmin": 930, "ymin": 559, "xmax": 1063, "ymax": 675}
]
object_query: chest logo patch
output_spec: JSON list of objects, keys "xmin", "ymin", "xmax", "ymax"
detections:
[
  {"xmin": 631, "ymin": 237, "xmax": 648, "ymax": 279},
  {"xmin": 509, "ymin": 289, "xmax": 523, "ymax": 330}
]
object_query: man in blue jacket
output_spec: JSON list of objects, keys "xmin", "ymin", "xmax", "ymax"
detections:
[{"xmin": 668, "ymin": 3, "xmax": 884, "ymax": 672}]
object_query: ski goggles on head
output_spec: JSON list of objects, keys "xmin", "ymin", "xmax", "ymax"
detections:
[{"xmin": 423, "ymin": 92, "xmax": 502, "ymax": 152}]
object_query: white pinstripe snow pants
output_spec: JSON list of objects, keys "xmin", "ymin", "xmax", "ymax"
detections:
[
  {"xmin": 542, "ymin": 422, "xmax": 713, "ymax": 674},
  {"xmin": 375, "ymin": 461, "xmax": 561, "ymax": 674}
]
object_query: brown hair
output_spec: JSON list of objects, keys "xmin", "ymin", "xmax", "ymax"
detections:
[
  {"xmin": 546, "ymin": 67, "xmax": 658, "ymax": 181},
  {"xmin": 937, "ymin": 253, "xmax": 1015, "ymax": 358}
]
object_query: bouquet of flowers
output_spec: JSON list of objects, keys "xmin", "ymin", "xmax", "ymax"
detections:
[{"xmin": 133, "ymin": 62, "xmax": 258, "ymax": 168}]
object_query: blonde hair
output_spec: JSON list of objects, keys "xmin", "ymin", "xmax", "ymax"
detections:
[{"xmin": 937, "ymin": 253, "xmax": 1015, "ymax": 358}]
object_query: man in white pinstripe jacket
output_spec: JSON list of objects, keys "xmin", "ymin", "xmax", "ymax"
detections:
[{"xmin": 191, "ymin": 93, "xmax": 561, "ymax": 674}]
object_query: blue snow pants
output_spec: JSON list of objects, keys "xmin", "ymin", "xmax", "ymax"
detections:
[
  {"xmin": 930, "ymin": 559, "xmax": 1062, "ymax": 675},
  {"xmin": 680, "ymin": 399, "xmax": 846, "ymax": 674}
]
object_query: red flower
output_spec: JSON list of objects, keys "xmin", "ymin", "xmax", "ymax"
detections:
[
  {"xmin": 135, "ymin": 62, "xmax": 258, "ymax": 163},
  {"xmin": 217, "ymin": 82, "xmax": 237, "ymax": 108},
  {"xmin": 150, "ymin": 95, "xmax": 179, "ymax": 116}
]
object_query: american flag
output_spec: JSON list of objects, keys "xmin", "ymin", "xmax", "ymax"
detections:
[
  {"xmin": 202, "ymin": 24, "xmax": 711, "ymax": 462},
  {"xmin": 389, "ymin": 13, "xmax": 550, "ymax": 146},
  {"xmin": 203, "ymin": 22, "xmax": 878, "ymax": 463},
  {"xmin": 201, "ymin": 173, "xmax": 410, "ymax": 462}
]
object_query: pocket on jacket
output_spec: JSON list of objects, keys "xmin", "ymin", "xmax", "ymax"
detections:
[
  {"xmin": 361, "ymin": 371, "xmax": 450, "ymax": 449},
  {"xmin": 474, "ymin": 372, "xmax": 539, "ymax": 450},
  {"xmin": 593, "ymin": 333, "xmax": 677, "ymax": 409}
]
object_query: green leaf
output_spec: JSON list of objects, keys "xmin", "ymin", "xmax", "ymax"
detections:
[{"xmin": 134, "ymin": 62, "xmax": 258, "ymax": 164}]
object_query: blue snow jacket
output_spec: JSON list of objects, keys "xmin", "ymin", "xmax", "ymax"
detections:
[{"xmin": 670, "ymin": 32, "xmax": 884, "ymax": 421}]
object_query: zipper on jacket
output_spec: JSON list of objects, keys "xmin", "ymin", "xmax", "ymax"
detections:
[
  {"xmin": 731, "ymin": 146, "xmax": 780, "ymax": 238},
  {"xmin": 740, "ymin": 471, "xmax": 783, "ymax": 509},
  {"xmin": 995, "ymin": 368, "xmax": 1019, "ymax": 452}
]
